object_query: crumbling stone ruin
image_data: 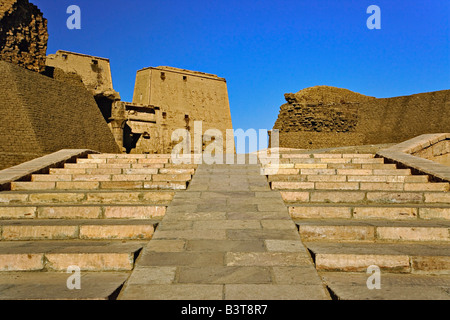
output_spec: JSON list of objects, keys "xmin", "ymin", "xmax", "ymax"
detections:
[
  {"xmin": 0, "ymin": 0, "xmax": 48, "ymax": 73},
  {"xmin": 273, "ymin": 86, "xmax": 450, "ymax": 149}
]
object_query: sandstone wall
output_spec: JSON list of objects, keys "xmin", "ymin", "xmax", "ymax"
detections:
[
  {"xmin": 46, "ymin": 51, "xmax": 121, "ymax": 123},
  {"xmin": 273, "ymin": 86, "xmax": 450, "ymax": 149},
  {"xmin": 0, "ymin": 61, "xmax": 120, "ymax": 170},
  {"xmin": 132, "ymin": 66, "xmax": 235, "ymax": 153},
  {"xmin": 0, "ymin": 0, "xmax": 48, "ymax": 73},
  {"xmin": 46, "ymin": 51, "xmax": 119, "ymax": 100},
  {"xmin": 110, "ymin": 102, "xmax": 169, "ymax": 154}
]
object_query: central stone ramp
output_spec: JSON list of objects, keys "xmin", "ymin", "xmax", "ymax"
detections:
[{"xmin": 119, "ymin": 162, "xmax": 330, "ymax": 300}]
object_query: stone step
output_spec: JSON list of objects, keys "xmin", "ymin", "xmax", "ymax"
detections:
[
  {"xmin": 0, "ymin": 240, "xmax": 146, "ymax": 271},
  {"xmin": 10, "ymin": 181, "xmax": 188, "ymax": 191},
  {"xmin": 64, "ymin": 163, "xmax": 198, "ymax": 170},
  {"xmin": 270, "ymin": 159, "xmax": 389, "ymax": 165},
  {"xmin": 295, "ymin": 219, "xmax": 450, "ymax": 242},
  {"xmin": 272, "ymin": 182, "xmax": 449, "ymax": 192},
  {"xmin": 281, "ymin": 154, "xmax": 376, "ymax": 159},
  {"xmin": 0, "ymin": 220, "xmax": 158, "ymax": 240},
  {"xmin": 263, "ymin": 168, "xmax": 412, "ymax": 176},
  {"xmin": 327, "ymin": 164, "xmax": 397, "ymax": 170},
  {"xmin": 159, "ymin": 168, "xmax": 196, "ymax": 175},
  {"xmin": 65, "ymin": 163, "xmax": 161, "ymax": 169},
  {"xmin": 88, "ymin": 154, "xmax": 172, "ymax": 159},
  {"xmin": 319, "ymin": 272, "xmax": 450, "ymax": 300},
  {"xmin": 0, "ymin": 271, "xmax": 131, "ymax": 300},
  {"xmin": 305, "ymin": 242, "xmax": 450, "ymax": 274},
  {"xmin": 268, "ymin": 174, "xmax": 429, "ymax": 183},
  {"xmin": 288, "ymin": 204, "xmax": 450, "ymax": 220},
  {"xmin": 0, "ymin": 205, "xmax": 166, "ymax": 220},
  {"xmin": 276, "ymin": 158, "xmax": 387, "ymax": 164},
  {"xmin": 263, "ymin": 163, "xmax": 396, "ymax": 169},
  {"xmin": 78, "ymin": 158, "xmax": 169, "ymax": 164},
  {"xmin": 281, "ymin": 190, "xmax": 450, "ymax": 204},
  {"xmin": 32, "ymin": 173, "xmax": 193, "ymax": 182},
  {"xmin": 0, "ymin": 190, "xmax": 174, "ymax": 205},
  {"xmin": 50, "ymin": 168, "xmax": 196, "ymax": 176}
]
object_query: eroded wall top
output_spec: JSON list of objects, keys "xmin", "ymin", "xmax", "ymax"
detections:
[
  {"xmin": 273, "ymin": 86, "xmax": 450, "ymax": 149},
  {"xmin": 46, "ymin": 50, "xmax": 120, "ymax": 100},
  {"xmin": 0, "ymin": 0, "xmax": 48, "ymax": 73}
]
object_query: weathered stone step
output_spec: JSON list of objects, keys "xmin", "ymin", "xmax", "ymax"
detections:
[
  {"xmin": 0, "ymin": 220, "xmax": 158, "ymax": 240},
  {"xmin": 0, "ymin": 272, "xmax": 131, "ymax": 300},
  {"xmin": 274, "ymin": 158, "xmax": 383, "ymax": 165},
  {"xmin": 87, "ymin": 153, "xmax": 204, "ymax": 162},
  {"xmin": 0, "ymin": 190, "xmax": 174, "ymax": 205},
  {"xmin": 295, "ymin": 219, "xmax": 450, "ymax": 242},
  {"xmin": 305, "ymin": 242, "xmax": 450, "ymax": 274},
  {"xmin": 272, "ymin": 182, "xmax": 449, "ymax": 192},
  {"xmin": 264, "ymin": 163, "xmax": 397, "ymax": 170},
  {"xmin": 268, "ymin": 174, "xmax": 429, "ymax": 183},
  {"xmin": 320, "ymin": 272, "xmax": 450, "ymax": 300},
  {"xmin": 49, "ymin": 168, "xmax": 195, "ymax": 175},
  {"xmin": 10, "ymin": 180, "xmax": 188, "ymax": 191},
  {"xmin": 281, "ymin": 154, "xmax": 376, "ymax": 159},
  {"xmin": 288, "ymin": 204, "xmax": 450, "ymax": 220},
  {"xmin": 65, "ymin": 163, "xmax": 198, "ymax": 170},
  {"xmin": 32, "ymin": 173, "xmax": 193, "ymax": 182},
  {"xmin": 327, "ymin": 164, "xmax": 396, "ymax": 170},
  {"xmin": 88, "ymin": 154, "xmax": 172, "ymax": 159},
  {"xmin": 0, "ymin": 240, "xmax": 145, "ymax": 271},
  {"xmin": 0, "ymin": 205, "xmax": 166, "ymax": 220},
  {"xmin": 281, "ymin": 190, "xmax": 450, "ymax": 204},
  {"xmin": 65, "ymin": 163, "xmax": 163, "ymax": 169},
  {"xmin": 78, "ymin": 158, "xmax": 169, "ymax": 164},
  {"xmin": 266, "ymin": 157, "xmax": 386, "ymax": 164},
  {"xmin": 264, "ymin": 168, "xmax": 412, "ymax": 176},
  {"xmin": 267, "ymin": 159, "xmax": 389, "ymax": 165}
]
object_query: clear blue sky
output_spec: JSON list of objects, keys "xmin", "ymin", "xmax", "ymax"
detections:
[{"xmin": 34, "ymin": 0, "xmax": 449, "ymax": 137}]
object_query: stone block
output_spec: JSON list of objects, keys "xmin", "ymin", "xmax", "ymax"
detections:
[
  {"xmin": 0, "ymin": 254, "xmax": 44, "ymax": 271},
  {"xmin": 104, "ymin": 206, "xmax": 166, "ymax": 219},
  {"xmin": 2, "ymin": 225, "xmax": 78, "ymax": 240},
  {"xmin": 39, "ymin": 206, "xmax": 101, "ymax": 219},
  {"xmin": 353, "ymin": 207, "xmax": 418, "ymax": 220},
  {"xmin": 80, "ymin": 225, "xmax": 155, "ymax": 240},
  {"xmin": 289, "ymin": 206, "xmax": 351, "ymax": 219},
  {"xmin": 0, "ymin": 207, "xmax": 36, "ymax": 219}
]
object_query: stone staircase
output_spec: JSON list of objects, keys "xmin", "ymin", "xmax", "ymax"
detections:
[
  {"xmin": 1, "ymin": 150, "xmax": 448, "ymax": 300},
  {"xmin": 0, "ymin": 153, "xmax": 196, "ymax": 299},
  {"xmin": 263, "ymin": 152, "xmax": 450, "ymax": 299}
]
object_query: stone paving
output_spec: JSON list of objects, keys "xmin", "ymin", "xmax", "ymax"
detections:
[{"xmin": 119, "ymin": 162, "xmax": 330, "ymax": 300}]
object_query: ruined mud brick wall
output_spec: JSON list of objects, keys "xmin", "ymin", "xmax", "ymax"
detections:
[
  {"xmin": 45, "ymin": 66, "xmax": 86, "ymax": 89},
  {"xmin": 273, "ymin": 86, "xmax": 450, "ymax": 149},
  {"xmin": 0, "ymin": 0, "xmax": 48, "ymax": 73},
  {"xmin": 0, "ymin": 61, "xmax": 121, "ymax": 170},
  {"xmin": 132, "ymin": 66, "xmax": 235, "ymax": 153}
]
